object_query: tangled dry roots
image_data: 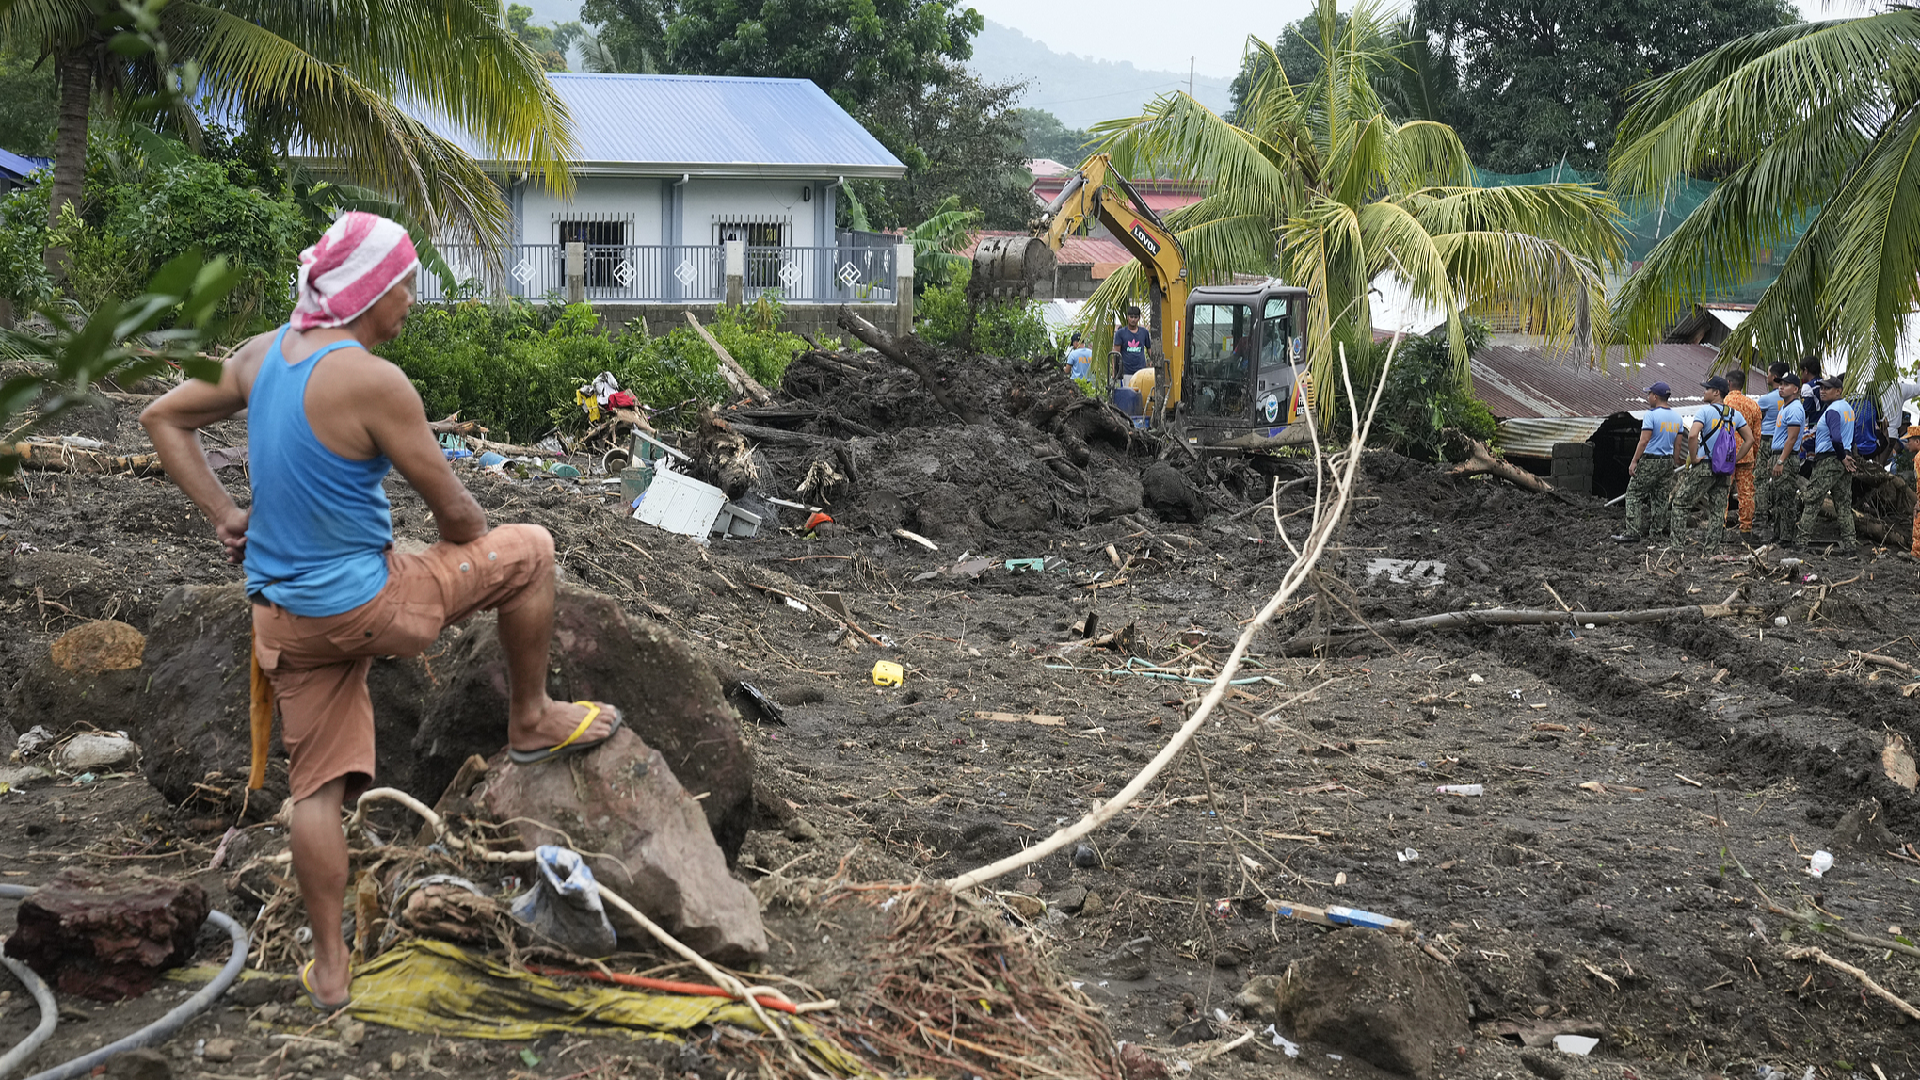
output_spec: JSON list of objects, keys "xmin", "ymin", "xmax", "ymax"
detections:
[{"xmin": 832, "ymin": 885, "xmax": 1123, "ymax": 1080}]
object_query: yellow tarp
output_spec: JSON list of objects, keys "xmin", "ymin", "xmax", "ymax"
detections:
[{"xmin": 340, "ymin": 941, "xmax": 872, "ymax": 1076}]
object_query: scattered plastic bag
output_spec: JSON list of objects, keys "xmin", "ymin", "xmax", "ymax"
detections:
[{"xmin": 510, "ymin": 846, "xmax": 617, "ymax": 958}]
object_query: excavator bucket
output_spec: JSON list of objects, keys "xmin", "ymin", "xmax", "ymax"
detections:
[{"xmin": 968, "ymin": 235, "xmax": 1057, "ymax": 301}]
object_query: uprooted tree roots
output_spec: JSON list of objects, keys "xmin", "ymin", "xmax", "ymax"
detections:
[{"xmin": 828, "ymin": 885, "xmax": 1124, "ymax": 1080}]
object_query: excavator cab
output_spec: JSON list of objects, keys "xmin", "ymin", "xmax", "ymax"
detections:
[{"xmin": 1176, "ymin": 283, "xmax": 1313, "ymax": 450}]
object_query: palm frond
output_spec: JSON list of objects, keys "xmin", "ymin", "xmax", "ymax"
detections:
[
  {"xmin": 1610, "ymin": 10, "xmax": 1920, "ymax": 201},
  {"xmin": 1385, "ymin": 120, "xmax": 1472, "ymax": 190}
]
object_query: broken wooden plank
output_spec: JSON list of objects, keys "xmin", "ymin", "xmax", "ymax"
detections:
[
  {"xmin": 975, "ymin": 711, "xmax": 1066, "ymax": 727},
  {"xmin": 684, "ymin": 311, "xmax": 773, "ymax": 404}
]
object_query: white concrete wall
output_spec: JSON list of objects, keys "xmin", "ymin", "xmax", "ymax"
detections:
[
  {"xmin": 518, "ymin": 175, "xmax": 666, "ymax": 246},
  {"xmin": 680, "ymin": 178, "xmax": 822, "ymax": 248}
]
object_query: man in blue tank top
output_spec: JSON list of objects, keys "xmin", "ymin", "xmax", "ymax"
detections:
[{"xmin": 140, "ymin": 213, "xmax": 622, "ymax": 1012}]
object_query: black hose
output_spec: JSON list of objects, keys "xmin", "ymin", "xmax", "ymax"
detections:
[{"xmin": 0, "ymin": 884, "xmax": 252, "ymax": 1080}]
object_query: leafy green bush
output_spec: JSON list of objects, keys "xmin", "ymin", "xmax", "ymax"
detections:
[
  {"xmin": 377, "ymin": 299, "xmax": 805, "ymax": 442},
  {"xmin": 916, "ymin": 267, "xmax": 1051, "ymax": 359},
  {"xmin": 1371, "ymin": 321, "xmax": 1499, "ymax": 460},
  {"xmin": 0, "ymin": 130, "xmax": 313, "ymax": 328}
]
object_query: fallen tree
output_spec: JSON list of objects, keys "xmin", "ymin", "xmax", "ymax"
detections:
[{"xmin": 1278, "ymin": 602, "xmax": 1767, "ymax": 655}]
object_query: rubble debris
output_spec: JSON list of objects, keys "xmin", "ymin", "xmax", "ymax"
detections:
[
  {"xmin": 481, "ymin": 727, "xmax": 768, "ymax": 965},
  {"xmin": 1273, "ymin": 928, "xmax": 1469, "ymax": 1080},
  {"xmin": 4, "ymin": 868, "xmax": 209, "ymax": 1001}
]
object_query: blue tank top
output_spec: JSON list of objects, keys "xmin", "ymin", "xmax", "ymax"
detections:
[{"xmin": 244, "ymin": 325, "xmax": 394, "ymax": 616}]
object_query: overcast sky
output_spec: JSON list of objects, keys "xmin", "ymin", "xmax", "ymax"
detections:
[{"xmin": 964, "ymin": 0, "xmax": 1884, "ymax": 79}]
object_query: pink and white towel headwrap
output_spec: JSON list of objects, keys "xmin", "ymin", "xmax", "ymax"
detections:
[{"xmin": 291, "ymin": 211, "xmax": 420, "ymax": 331}]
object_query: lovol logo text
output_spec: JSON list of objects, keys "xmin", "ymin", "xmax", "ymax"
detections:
[{"xmin": 1128, "ymin": 221, "xmax": 1160, "ymax": 256}]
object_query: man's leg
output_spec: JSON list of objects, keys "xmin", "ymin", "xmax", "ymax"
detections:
[
  {"xmin": 459, "ymin": 525, "xmax": 619, "ymax": 752},
  {"xmin": 1912, "ymin": 472, "xmax": 1920, "ymax": 557},
  {"xmin": 1702, "ymin": 475, "xmax": 1731, "ymax": 546},
  {"xmin": 1734, "ymin": 463, "xmax": 1756, "ymax": 532},
  {"xmin": 1651, "ymin": 467, "xmax": 1676, "ymax": 538},
  {"xmin": 290, "ymin": 777, "xmax": 349, "ymax": 1006},
  {"xmin": 1836, "ymin": 472, "xmax": 1858, "ymax": 544},
  {"xmin": 1670, "ymin": 467, "xmax": 1706, "ymax": 543},
  {"xmin": 1624, "ymin": 470, "xmax": 1651, "ymax": 537},
  {"xmin": 1797, "ymin": 460, "xmax": 1837, "ymax": 544}
]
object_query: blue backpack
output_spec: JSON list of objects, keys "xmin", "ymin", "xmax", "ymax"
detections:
[
  {"xmin": 1854, "ymin": 398, "xmax": 1880, "ymax": 456},
  {"xmin": 1704, "ymin": 407, "xmax": 1738, "ymax": 476}
]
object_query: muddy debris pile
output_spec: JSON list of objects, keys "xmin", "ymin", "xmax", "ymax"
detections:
[{"xmin": 689, "ymin": 333, "xmax": 1277, "ymax": 546}]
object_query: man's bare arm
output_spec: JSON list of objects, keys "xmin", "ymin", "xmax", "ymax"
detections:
[
  {"xmin": 140, "ymin": 354, "xmax": 254, "ymax": 562},
  {"xmin": 361, "ymin": 364, "xmax": 487, "ymax": 544}
]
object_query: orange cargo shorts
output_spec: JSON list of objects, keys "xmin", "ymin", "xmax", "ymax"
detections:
[{"xmin": 251, "ymin": 524, "xmax": 554, "ymax": 801}]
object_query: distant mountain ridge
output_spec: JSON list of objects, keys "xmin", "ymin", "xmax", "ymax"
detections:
[
  {"xmin": 515, "ymin": 5, "xmax": 1234, "ymax": 131},
  {"xmin": 968, "ymin": 20, "xmax": 1234, "ymax": 131}
]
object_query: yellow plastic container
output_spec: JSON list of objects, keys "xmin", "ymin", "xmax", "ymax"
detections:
[{"xmin": 871, "ymin": 660, "xmax": 904, "ymax": 686}]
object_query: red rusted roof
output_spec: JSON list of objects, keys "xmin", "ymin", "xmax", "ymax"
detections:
[{"xmin": 1471, "ymin": 343, "xmax": 1764, "ymax": 419}]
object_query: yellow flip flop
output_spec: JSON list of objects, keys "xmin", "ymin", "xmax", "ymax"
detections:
[
  {"xmin": 507, "ymin": 701, "xmax": 624, "ymax": 765},
  {"xmin": 301, "ymin": 959, "xmax": 350, "ymax": 1012}
]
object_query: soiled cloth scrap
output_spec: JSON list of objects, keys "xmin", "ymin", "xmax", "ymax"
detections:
[{"xmin": 337, "ymin": 940, "xmax": 871, "ymax": 1075}]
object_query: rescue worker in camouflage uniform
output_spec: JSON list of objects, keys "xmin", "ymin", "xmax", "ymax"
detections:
[
  {"xmin": 1902, "ymin": 425, "xmax": 1920, "ymax": 559},
  {"xmin": 1796, "ymin": 379, "xmax": 1859, "ymax": 550},
  {"xmin": 1763, "ymin": 372, "xmax": 1806, "ymax": 543},
  {"xmin": 1671, "ymin": 376, "xmax": 1753, "ymax": 547},
  {"xmin": 1618, "ymin": 382, "xmax": 1684, "ymax": 542}
]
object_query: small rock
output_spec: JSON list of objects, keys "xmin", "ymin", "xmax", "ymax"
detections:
[
  {"xmin": 202, "ymin": 1038, "xmax": 237, "ymax": 1063},
  {"xmin": 1171, "ymin": 1016, "xmax": 1217, "ymax": 1045},
  {"xmin": 1232, "ymin": 974, "xmax": 1284, "ymax": 1022},
  {"xmin": 105, "ymin": 1048, "xmax": 171, "ymax": 1080},
  {"xmin": 1002, "ymin": 893, "xmax": 1045, "ymax": 920},
  {"xmin": 782, "ymin": 817, "xmax": 821, "ymax": 842},
  {"xmin": 1118, "ymin": 1042, "xmax": 1170, "ymax": 1080},
  {"xmin": 1102, "ymin": 935, "xmax": 1153, "ymax": 981},
  {"xmin": 1080, "ymin": 891, "xmax": 1106, "ymax": 916},
  {"xmin": 1212, "ymin": 947, "xmax": 1242, "ymax": 968},
  {"xmin": 0, "ymin": 764, "xmax": 54, "ymax": 789},
  {"xmin": 390, "ymin": 1052, "xmax": 408, "ymax": 1071},
  {"xmin": 1015, "ymin": 877, "xmax": 1044, "ymax": 895},
  {"xmin": 338, "ymin": 1019, "xmax": 367, "ymax": 1047},
  {"xmin": 51, "ymin": 620, "xmax": 146, "ymax": 673},
  {"xmin": 55, "ymin": 733, "xmax": 141, "ymax": 773},
  {"xmin": 225, "ymin": 976, "xmax": 285, "ymax": 1008},
  {"xmin": 257, "ymin": 1003, "xmax": 283, "ymax": 1022},
  {"xmin": 1072, "ymin": 844, "xmax": 1099, "ymax": 868},
  {"xmin": 1047, "ymin": 885, "xmax": 1088, "ymax": 913},
  {"xmin": 1829, "ymin": 797, "xmax": 1900, "ymax": 854}
]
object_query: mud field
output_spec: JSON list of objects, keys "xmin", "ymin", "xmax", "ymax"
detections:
[{"xmin": 4, "ymin": 360, "xmax": 1920, "ymax": 1080}]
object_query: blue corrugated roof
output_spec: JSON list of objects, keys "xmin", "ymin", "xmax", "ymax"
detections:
[
  {"xmin": 0, "ymin": 148, "xmax": 50, "ymax": 180},
  {"xmin": 421, "ymin": 73, "xmax": 904, "ymax": 179}
]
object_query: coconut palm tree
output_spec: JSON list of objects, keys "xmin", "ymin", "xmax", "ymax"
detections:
[
  {"xmin": 1085, "ymin": 0, "xmax": 1622, "ymax": 401},
  {"xmin": 0, "ymin": 0, "xmax": 575, "ymax": 274},
  {"xmin": 1610, "ymin": 9, "xmax": 1920, "ymax": 385}
]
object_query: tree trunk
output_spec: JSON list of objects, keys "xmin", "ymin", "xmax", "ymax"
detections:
[{"xmin": 45, "ymin": 48, "xmax": 92, "ymax": 283}]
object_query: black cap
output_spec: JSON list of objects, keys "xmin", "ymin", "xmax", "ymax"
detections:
[{"xmin": 1702, "ymin": 376, "xmax": 1730, "ymax": 394}]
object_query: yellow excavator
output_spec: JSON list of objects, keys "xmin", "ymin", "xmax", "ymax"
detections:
[{"xmin": 970, "ymin": 154, "xmax": 1313, "ymax": 450}]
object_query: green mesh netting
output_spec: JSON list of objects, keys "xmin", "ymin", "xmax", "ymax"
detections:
[{"xmin": 1475, "ymin": 167, "xmax": 1805, "ymax": 304}]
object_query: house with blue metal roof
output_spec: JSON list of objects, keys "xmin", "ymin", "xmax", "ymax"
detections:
[
  {"xmin": 398, "ymin": 73, "xmax": 908, "ymax": 307},
  {"xmin": 0, "ymin": 148, "xmax": 50, "ymax": 192}
]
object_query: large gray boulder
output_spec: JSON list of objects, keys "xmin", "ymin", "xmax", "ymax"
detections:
[
  {"xmin": 407, "ymin": 585, "xmax": 754, "ymax": 860},
  {"xmin": 480, "ymin": 727, "xmax": 767, "ymax": 965}
]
